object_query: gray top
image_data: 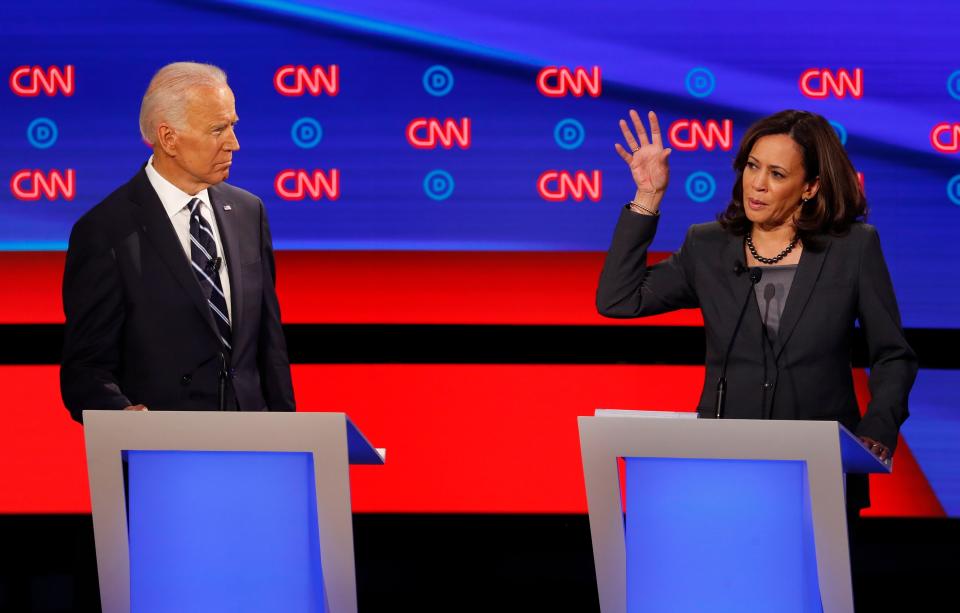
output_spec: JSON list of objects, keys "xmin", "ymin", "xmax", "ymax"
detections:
[{"xmin": 754, "ymin": 264, "xmax": 798, "ymax": 338}]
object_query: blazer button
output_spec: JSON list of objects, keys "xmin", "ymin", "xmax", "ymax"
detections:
[
  {"xmin": 762, "ymin": 382, "xmax": 772, "ymax": 389},
  {"xmin": 181, "ymin": 374, "xmax": 192, "ymax": 386}
]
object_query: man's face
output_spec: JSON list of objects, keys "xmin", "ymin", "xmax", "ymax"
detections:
[{"xmin": 170, "ymin": 84, "xmax": 239, "ymax": 188}]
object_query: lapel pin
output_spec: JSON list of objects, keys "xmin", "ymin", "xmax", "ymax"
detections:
[{"xmin": 223, "ymin": 204, "xmax": 232, "ymax": 211}]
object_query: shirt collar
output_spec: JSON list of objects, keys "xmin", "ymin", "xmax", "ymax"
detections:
[{"xmin": 144, "ymin": 155, "xmax": 211, "ymax": 219}]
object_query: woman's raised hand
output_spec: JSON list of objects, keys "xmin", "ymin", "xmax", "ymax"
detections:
[{"xmin": 615, "ymin": 110, "xmax": 672, "ymax": 200}]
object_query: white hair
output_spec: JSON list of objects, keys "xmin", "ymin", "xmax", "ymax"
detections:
[{"xmin": 139, "ymin": 62, "xmax": 228, "ymax": 145}]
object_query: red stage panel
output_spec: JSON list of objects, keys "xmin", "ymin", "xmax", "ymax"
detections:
[
  {"xmin": 0, "ymin": 365, "xmax": 942, "ymax": 516},
  {"xmin": 308, "ymin": 364, "xmax": 704, "ymax": 513},
  {"xmin": 0, "ymin": 251, "xmax": 701, "ymax": 325},
  {"xmin": 0, "ymin": 366, "xmax": 90, "ymax": 513},
  {"xmin": 852, "ymin": 370, "xmax": 944, "ymax": 517},
  {"xmin": 0, "ymin": 253, "xmax": 67, "ymax": 324}
]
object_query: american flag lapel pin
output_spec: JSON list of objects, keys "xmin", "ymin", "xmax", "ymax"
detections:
[{"xmin": 223, "ymin": 203, "xmax": 232, "ymax": 211}]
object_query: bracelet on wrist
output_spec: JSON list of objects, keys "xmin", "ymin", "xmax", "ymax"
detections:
[{"xmin": 628, "ymin": 200, "xmax": 660, "ymax": 216}]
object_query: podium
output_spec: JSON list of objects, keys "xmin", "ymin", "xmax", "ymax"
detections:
[
  {"xmin": 579, "ymin": 414, "xmax": 891, "ymax": 613},
  {"xmin": 83, "ymin": 410, "xmax": 384, "ymax": 613}
]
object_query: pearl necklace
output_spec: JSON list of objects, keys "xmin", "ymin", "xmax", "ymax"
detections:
[{"xmin": 745, "ymin": 232, "xmax": 799, "ymax": 265}]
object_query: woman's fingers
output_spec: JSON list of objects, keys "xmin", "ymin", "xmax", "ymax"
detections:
[
  {"xmin": 616, "ymin": 111, "xmax": 670, "ymax": 172},
  {"xmin": 619, "ymin": 119, "xmax": 640, "ymax": 153},
  {"xmin": 860, "ymin": 436, "xmax": 891, "ymax": 462},
  {"xmin": 629, "ymin": 109, "xmax": 650, "ymax": 147},
  {"xmin": 618, "ymin": 110, "xmax": 663, "ymax": 153},
  {"xmin": 648, "ymin": 111, "xmax": 663, "ymax": 148}
]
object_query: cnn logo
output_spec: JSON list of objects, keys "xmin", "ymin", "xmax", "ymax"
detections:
[
  {"xmin": 668, "ymin": 119, "xmax": 733, "ymax": 151},
  {"xmin": 799, "ymin": 68, "xmax": 863, "ymax": 99},
  {"xmin": 536, "ymin": 66, "xmax": 601, "ymax": 98},
  {"xmin": 406, "ymin": 118, "xmax": 471, "ymax": 149},
  {"xmin": 9, "ymin": 65, "xmax": 75, "ymax": 97},
  {"xmin": 537, "ymin": 170, "xmax": 602, "ymax": 202},
  {"xmin": 931, "ymin": 123, "xmax": 960, "ymax": 153},
  {"xmin": 10, "ymin": 170, "xmax": 75, "ymax": 201},
  {"xmin": 274, "ymin": 65, "xmax": 339, "ymax": 96},
  {"xmin": 275, "ymin": 169, "xmax": 340, "ymax": 201}
]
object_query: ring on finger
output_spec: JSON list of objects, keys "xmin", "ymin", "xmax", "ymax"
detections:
[{"xmin": 631, "ymin": 147, "xmax": 641, "ymax": 153}]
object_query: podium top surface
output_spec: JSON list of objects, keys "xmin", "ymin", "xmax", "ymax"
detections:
[
  {"xmin": 584, "ymin": 413, "xmax": 891, "ymax": 474},
  {"xmin": 82, "ymin": 410, "xmax": 385, "ymax": 465}
]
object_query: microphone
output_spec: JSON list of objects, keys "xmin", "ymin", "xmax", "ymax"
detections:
[
  {"xmin": 218, "ymin": 352, "xmax": 228, "ymax": 412},
  {"xmin": 760, "ymin": 283, "xmax": 776, "ymax": 419},
  {"xmin": 763, "ymin": 282, "xmax": 776, "ymax": 303},
  {"xmin": 715, "ymin": 265, "xmax": 763, "ymax": 419}
]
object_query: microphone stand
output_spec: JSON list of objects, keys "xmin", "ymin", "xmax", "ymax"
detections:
[
  {"xmin": 715, "ymin": 265, "xmax": 763, "ymax": 419},
  {"xmin": 761, "ymin": 284, "xmax": 776, "ymax": 419},
  {"xmin": 218, "ymin": 352, "xmax": 228, "ymax": 412}
]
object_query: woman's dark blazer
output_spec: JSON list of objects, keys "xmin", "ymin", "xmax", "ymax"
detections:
[{"xmin": 597, "ymin": 207, "xmax": 917, "ymax": 455}]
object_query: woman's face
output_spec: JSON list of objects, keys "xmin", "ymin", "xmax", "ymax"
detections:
[{"xmin": 741, "ymin": 134, "xmax": 819, "ymax": 229}]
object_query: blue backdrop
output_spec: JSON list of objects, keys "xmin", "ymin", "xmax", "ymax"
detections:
[{"xmin": 3, "ymin": 0, "xmax": 960, "ymax": 328}]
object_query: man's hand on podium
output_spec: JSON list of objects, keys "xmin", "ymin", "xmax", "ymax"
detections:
[
  {"xmin": 858, "ymin": 436, "xmax": 891, "ymax": 462},
  {"xmin": 123, "ymin": 404, "xmax": 149, "ymax": 412}
]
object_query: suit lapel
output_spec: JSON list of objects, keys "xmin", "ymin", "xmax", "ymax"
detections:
[
  {"xmin": 774, "ymin": 236, "xmax": 831, "ymax": 361},
  {"xmin": 720, "ymin": 232, "xmax": 764, "ymax": 344},
  {"xmin": 721, "ymin": 233, "xmax": 746, "ymax": 300},
  {"xmin": 127, "ymin": 168, "xmax": 221, "ymax": 340},
  {"xmin": 209, "ymin": 185, "xmax": 242, "ymax": 339}
]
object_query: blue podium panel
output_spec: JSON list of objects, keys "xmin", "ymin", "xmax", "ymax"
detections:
[
  {"xmin": 126, "ymin": 451, "xmax": 325, "ymax": 613},
  {"xmin": 625, "ymin": 458, "xmax": 820, "ymax": 613}
]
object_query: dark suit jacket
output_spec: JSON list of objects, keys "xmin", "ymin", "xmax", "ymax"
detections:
[
  {"xmin": 597, "ymin": 207, "xmax": 917, "ymax": 452},
  {"xmin": 61, "ymin": 167, "xmax": 296, "ymax": 422}
]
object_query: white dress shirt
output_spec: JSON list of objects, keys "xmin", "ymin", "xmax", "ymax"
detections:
[{"xmin": 144, "ymin": 156, "xmax": 232, "ymax": 320}]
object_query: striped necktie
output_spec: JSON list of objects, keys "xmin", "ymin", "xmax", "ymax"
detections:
[{"xmin": 187, "ymin": 198, "xmax": 232, "ymax": 350}]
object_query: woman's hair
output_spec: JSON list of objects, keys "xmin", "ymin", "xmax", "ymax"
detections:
[{"xmin": 718, "ymin": 110, "xmax": 866, "ymax": 237}]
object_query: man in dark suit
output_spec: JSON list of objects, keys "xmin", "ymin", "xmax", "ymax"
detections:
[{"xmin": 61, "ymin": 62, "xmax": 295, "ymax": 422}]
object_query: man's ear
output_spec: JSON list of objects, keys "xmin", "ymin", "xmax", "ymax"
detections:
[{"xmin": 155, "ymin": 124, "xmax": 178, "ymax": 157}]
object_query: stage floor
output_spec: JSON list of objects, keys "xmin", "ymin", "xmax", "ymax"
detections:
[{"xmin": 1, "ymin": 514, "xmax": 955, "ymax": 611}]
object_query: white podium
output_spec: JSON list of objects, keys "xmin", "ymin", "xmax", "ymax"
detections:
[
  {"xmin": 84, "ymin": 410, "xmax": 384, "ymax": 613},
  {"xmin": 579, "ymin": 414, "xmax": 890, "ymax": 613}
]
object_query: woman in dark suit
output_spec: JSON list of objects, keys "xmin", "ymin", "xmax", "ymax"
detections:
[{"xmin": 596, "ymin": 109, "xmax": 917, "ymax": 511}]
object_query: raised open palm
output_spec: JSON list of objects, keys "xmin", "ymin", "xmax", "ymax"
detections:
[{"xmin": 615, "ymin": 110, "xmax": 672, "ymax": 195}]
